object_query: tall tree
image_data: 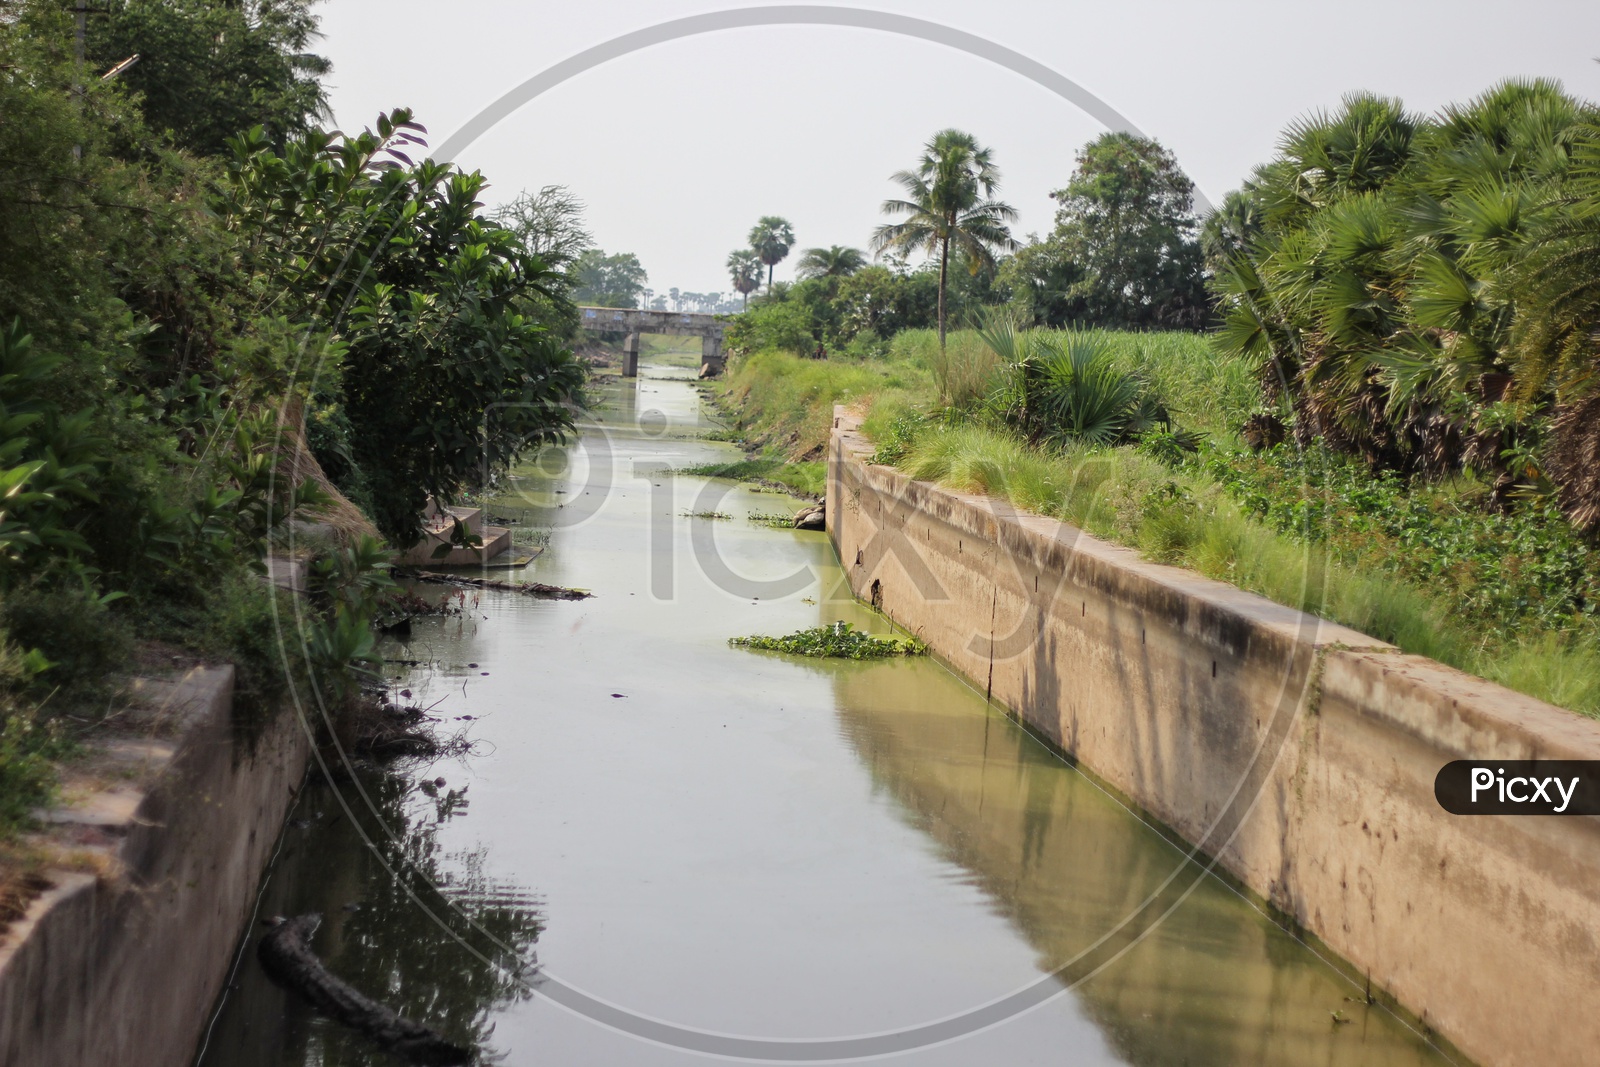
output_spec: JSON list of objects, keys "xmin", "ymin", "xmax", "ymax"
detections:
[
  {"xmin": 727, "ymin": 249, "xmax": 762, "ymax": 308},
  {"xmin": 871, "ymin": 129, "xmax": 1017, "ymax": 351},
  {"xmin": 1048, "ymin": 132, "xmax": 1208, "ymax": 330},
  {"xmin": 796, "ymin": 245, "xmax": 866, "ymax": 280},
  {"xmin": 748, "ymin": 216, "xmax": 795, "ymax": 292}
]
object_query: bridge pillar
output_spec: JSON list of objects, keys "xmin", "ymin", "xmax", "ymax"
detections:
[
  {"xmin": 699, "ymin": 335, "xmax": 724, "ymax": 379},
  {"xmin": 621, "ymin": 332, "xmax": 641, "ymax": 377}
]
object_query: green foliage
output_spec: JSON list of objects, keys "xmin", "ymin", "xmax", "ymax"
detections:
[
  {"xmin": 0, "ymin": 631, "xmax": 71, "ymax": 835},
  {"xmin": 1204, "ymin": 446, "xmax": 1600, "ymax": 639},
  {"xmin": 88, "ymin": 0, "xmax": 330, "ymax": 156},
  {"xmin": 725, "ymin": 298, "xmax": 819, "ymax": 356},
  {"xmin": 730, "ymin": 621, "xmax": 926, "ymax": 659},
  {"xmin": 0, "ymin": 586, "xmax": 131, "ymax": 703},
  {"xmin": 223, "ymin": 116, "xmax": 585, "ymax": 545},
  {"xmin": 0, "ymin": 0, "xmax": 587, "ymax": 829},
  {"xmin": 797, "ymin": 246, "xmax": 867, "ymax": 280},
  {"xmin": 1207, "ymin": 80, "xmax": 1600, "ymax": 517},
  {"xmin": 977, "ymin": 319, "xmax": 1163, "ymax": 446}
]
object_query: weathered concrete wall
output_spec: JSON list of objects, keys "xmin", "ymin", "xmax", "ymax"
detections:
[
  {"xmin": 828, "ymin": 408, "xmax": 1600, "ymax": 1067},
  {"xmin": 0, "ymin": 668, "xmax": 312, "ymax": 1067}
]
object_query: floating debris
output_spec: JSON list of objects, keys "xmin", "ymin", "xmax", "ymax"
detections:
[{"xmin": 396, "ymin": 568, "xmax": 592, "ymax": 600}]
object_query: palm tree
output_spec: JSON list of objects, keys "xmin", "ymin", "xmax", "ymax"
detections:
[
  {"xmin": 871, "ymin": 129, "xmax": 1017, "ymax": 351},
  {"xmin": 726, "ymin": 249, "xmax": 763, "ymax": 309},
  {"xmin": 796, "ymin": 245, "xmax": 866, "ymax": 280},
  {"xmin": 747, "ymin": 216, "xmax": 795, "ymax": 292}
]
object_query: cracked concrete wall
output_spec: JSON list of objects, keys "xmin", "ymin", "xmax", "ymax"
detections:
[{"xmin": 828, "ymin": 406, "xmax": 1600, "ymax": 1067}]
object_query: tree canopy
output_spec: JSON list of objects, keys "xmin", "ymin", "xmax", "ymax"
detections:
[
  {"xmin": 572, "ymin": 250, "xmax": 649, "ymax": 308},
  {"xmin": 87, "ymin": 0, "xmax": 331, "ymax": 155},
  {"xmin": 1040, "ymin": 132, "xmax": 1208, "ymax": 330},
  {"xmin": 797, "ymin": 246, "xmax": 867, "ymax": 280}
]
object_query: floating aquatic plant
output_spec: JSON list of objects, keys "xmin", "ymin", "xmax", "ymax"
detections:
[{"xmin": 730, "ymin": 621, "xmax": 926, "ymax": 660}]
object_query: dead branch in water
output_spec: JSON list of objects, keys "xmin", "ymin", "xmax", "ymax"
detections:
[
  {"xmin": 258, "ymin": 913, "xmax": 471, "ymax": 1066},
  {"xmin": 394, "ymin": 568, "xmax": 592, "ymax": 600}
]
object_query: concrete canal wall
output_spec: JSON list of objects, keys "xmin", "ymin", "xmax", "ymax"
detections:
[
  {"xmin": 0, "ymin": 667, "xmax": 312, "ymax": 1067},
  {"xmin": 828, "ymin": 407, "xmax": 1600, "ymax": 1067}
]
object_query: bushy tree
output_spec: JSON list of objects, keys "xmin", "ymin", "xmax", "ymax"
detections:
[
  {"xmin": 223, "ymin": 113, "xmax": 585, "ymax": 544},
  {"xmin": 1045, "ymin": 132, "xmax": 1208, "ymax": 330},
  {"xmin": 571, "ymin": 250, "xmax": 648, "ymax": 308},
  {"xmin": 495, "ymin": 185, "xmax": 593, "ymax": 266}
]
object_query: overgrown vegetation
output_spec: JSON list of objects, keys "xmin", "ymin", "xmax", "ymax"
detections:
[
  {"xmin": 730, "ymin": 621, "xmax": 926, "ymax": 660},
  {"xmin": 0, "ymin": 1, "xmax": 582, "ymax": 842}
]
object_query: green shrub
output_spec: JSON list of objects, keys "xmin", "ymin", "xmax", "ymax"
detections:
[{"xmin": 0, "ymin": 586, "xmax": 131, "ymax": 706}]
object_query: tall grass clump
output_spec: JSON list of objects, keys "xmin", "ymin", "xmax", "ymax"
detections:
[{"xmin": 888, "ymin": 329, "xmax": 1000, "ymax": 407}]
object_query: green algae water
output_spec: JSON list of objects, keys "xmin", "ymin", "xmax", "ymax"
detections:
[{"xmin": 195, "ymin": 355, "xmax": 1456, "ymax": 1066}]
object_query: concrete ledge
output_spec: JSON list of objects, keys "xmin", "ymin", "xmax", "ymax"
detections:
[
  {"xmin": 0, "ymin": 667, "xmax": 312, "ymax": 1067},
  {"xmin": 828, "ymin": 406, "xmax": 1600, "ymax": 1067}
]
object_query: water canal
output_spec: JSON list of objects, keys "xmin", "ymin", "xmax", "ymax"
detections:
[{"xmin": 196, "ymin": 354, "xmax": 1456, "ymax": 1066}]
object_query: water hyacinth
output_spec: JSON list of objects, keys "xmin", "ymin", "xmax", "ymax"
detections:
[{"xmin": 729, "ymin": 621, "xmax": 927, "ymax": 660}]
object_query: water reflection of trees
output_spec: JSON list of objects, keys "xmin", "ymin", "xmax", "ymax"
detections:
[
  {"xmin": 831, "ymin": 661, "xmax": 1447, "ymax": 1067},
  {"xmin": 198, "ymin": 767, "xmax": 543, "ymax": 1067}
]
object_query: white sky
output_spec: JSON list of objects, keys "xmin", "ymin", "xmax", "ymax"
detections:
[{"xmin": 315, "ymin": 0, "xmax": 1600, "ymax": 297}]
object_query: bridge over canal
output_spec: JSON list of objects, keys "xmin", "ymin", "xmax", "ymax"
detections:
[{"xmin": 578, "ymin": 306, "xmax": 726, "ymax": 378}]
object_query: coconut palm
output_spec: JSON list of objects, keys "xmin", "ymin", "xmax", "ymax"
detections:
[
  {"xmin": 747, "ymin": 216, "xmax": 795, "ymax": 292},
  {"xmin": 871, "ymin": 129, "xmax": 1017, "ymax": 352},
  {"xmin": 796, "ymin": 245, "xmax": 866, "ymax": 280},
  {"xmin": 726, "ymin": 248, "xmax": 763, "ymax": 309}
]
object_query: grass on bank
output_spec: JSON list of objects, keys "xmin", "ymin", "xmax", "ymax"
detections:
[{"xmin": 893, "ymin": 422, "xmax": 1600, "ymax": 717}]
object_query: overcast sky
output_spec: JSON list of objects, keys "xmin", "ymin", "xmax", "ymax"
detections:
[{"xmin": 314, "ymin": 0, "xmax": 1600, "ymax": 297}]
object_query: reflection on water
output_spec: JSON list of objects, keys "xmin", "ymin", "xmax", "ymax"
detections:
[
  {"xmin": 197, "ymin": 771, "xmax": 542, "ymax": 1066},
  {"xmin": 197, "ymin": 360, "xmax": 1452, "ymax": 1066},
  {"xmin": 833, "ymin": 662, "xmax": 1444, "ymax": 1066}
]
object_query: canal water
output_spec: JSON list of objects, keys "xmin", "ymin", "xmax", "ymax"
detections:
[{"xmin": 196, "ymin": 355, "xmax": 1455, "ymax": 1066}]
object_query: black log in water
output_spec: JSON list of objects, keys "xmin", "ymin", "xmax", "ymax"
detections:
[{"xmin": 257, "ymin": 914, "xmax": 472, "ymax": 1066}]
